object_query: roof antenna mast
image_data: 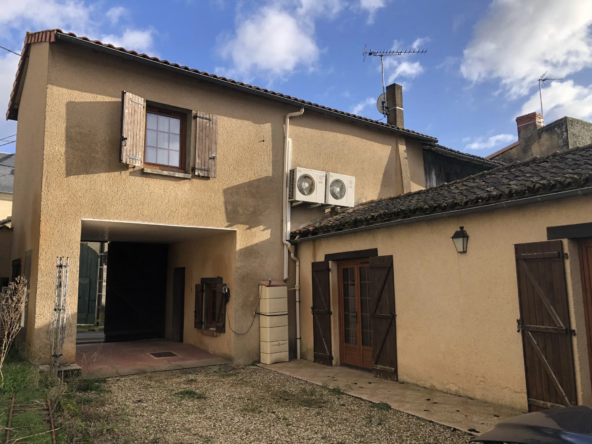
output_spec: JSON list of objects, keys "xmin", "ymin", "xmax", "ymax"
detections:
[
  {"xmin": 538, "ymin": 71, "xmax": 563, "ymax": 118},
  {"xmin": 363, "ymin": 45, "xmax": 427, "ymax": 117}
]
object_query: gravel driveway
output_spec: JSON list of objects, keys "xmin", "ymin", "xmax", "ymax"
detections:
[{"xmin": 78, "ymin": 365, "xmax": 472, "ymax": 444}]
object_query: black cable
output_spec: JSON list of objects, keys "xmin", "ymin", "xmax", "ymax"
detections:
[
  {"xmin": 0, "ymin": 134, "xmax": 16, "ymax": 142},
  {"xmin": 0, "ymin": 46, "xmax": 20, "ymax": 56},
  {"xmin": 225, "ymin": 286, "xmax": 261, "ymax": 335},
  {"xmin": 0, "ymin": 140, "xmax": 15, "ymax": 147}
]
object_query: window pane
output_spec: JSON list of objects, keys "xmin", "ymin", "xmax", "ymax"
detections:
[
  {"xmin": 169, "ymin": 134, "xmax": 180, "ymax": 151},
  {"xmin": 170, "ymin": 118, "xmax": 180, "ymax": 134},
  {"xmin": 362, "ymin": 314, "xmax": 369, "ymax": 330},
  {"xmin": 169, "ymin": 150, "xmax": 180, "ymax": 167},
  {"xmin": 158, "ymin": 115, "xmax": 169, "ymax": 132},
  {"xmin": 362, "ymin": 330, "xmax": 371, "ymax": 347},
  {"xmin": 147, "ymin": 114, "xmax": 157, "ymax": 130},
  {"xmin": 146, "ymin": 130, "xmax": 157, "ymax": 147},
  {"xmin": 158, "ymin": 132, "xmax": 168, "ymax": 149},
  {"xmin": 157, "ymin": 149, "xmax": 168, "ymax": 165},
  {"xmin": 146, "ymin": 147, "xmax": 156, "ymax": 163},
  {"xmin": 345, "ymin": 328, "xmax": 357, "ymax": 345}
]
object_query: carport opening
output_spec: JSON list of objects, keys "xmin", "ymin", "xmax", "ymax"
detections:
[
  {"xmin": 76, "ymin": 219, "xmax": 234, "ymax": 348},
  {"xmin": 76, "ymin": 241, "xmax": 169, "ymax": 344}
]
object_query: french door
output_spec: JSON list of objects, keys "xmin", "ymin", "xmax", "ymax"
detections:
[{"xmin": 338, "ymin": 260, "xmax": 372, "ymax": 369}]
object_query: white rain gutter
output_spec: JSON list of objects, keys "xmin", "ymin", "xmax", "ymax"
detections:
[{"xmin": 283, "ymin": 108, "xmax": 304, "ymax": 359}]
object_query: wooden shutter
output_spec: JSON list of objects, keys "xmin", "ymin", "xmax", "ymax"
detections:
[
  {"xmin": 312, "ymin": 261, "xmax": 332, "ymax": 366},
  {"xmin": 194, "ymin": 284, "xmax": 204, "ymax": 329},
  {"xmin": 194, "ymin": 111, "xmax": 218, "ymax": 178},
  {"xmin": 120, "ymin": 91, "xmax": 146, "ymax": 167},
  {"xmin": 215, "ymin": 283, "xmax": 226, "ymax": 333},
  {"xmin": 369, "ymin": 256, "xmax": 398, "ymax": 382},
  {"xmin": 515, "ymin": 241, "xmax": 577, "ymax": 411}
]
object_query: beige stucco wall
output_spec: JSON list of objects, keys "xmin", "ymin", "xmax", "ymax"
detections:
[
  {"xmin": 0, "ymin": 194, "xmax": 12, "ymax": 220},
  {"xmin": 10, "ymin": 42, "xmax": 49, "ymax": 360},
  {"xmin": 166, "ymin": 231, "xmax": 237, "ymax": 359},
  {"xmin": 298, "ymin": 195, "xmax": 592, "ymax": 410},
  {"xmin": 13, "ymin": 40, "xmax": 425, "ymax": 364}
]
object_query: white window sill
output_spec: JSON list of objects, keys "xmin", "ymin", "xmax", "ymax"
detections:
[{"xmin": 142, "ymin": 168, "xmax": 191, "ymax": 179}]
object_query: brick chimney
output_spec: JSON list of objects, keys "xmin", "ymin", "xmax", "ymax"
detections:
[
  {"xmin": 386, "ymin": 83, "xmax": 404, "ymax": 128},
  {"xmin": 516, "ymin": 112, "xmax": 544, "ymax": 140}
]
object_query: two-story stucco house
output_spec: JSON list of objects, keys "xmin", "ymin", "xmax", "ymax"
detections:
[{"xmin": 6, "ymin": 29, "xmax": 499, "ymax": 370}]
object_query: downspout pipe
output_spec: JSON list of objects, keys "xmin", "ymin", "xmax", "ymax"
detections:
[{"xmin": 283, "ymin": 108, "xmax": 304, "ymax": 360}]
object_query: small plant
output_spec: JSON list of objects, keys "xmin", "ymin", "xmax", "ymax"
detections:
[
  {"xmin": 372, "ymin": 402, "xmax": 391, "ymax": 411},
  {"xmin": 0, "ymin": 276, "xmax": 28, "ymax": 386},
  {"xmin": 77, "ymin": 378, "xmax": 107, "ymax": 393},
  {"xmin": 175, "ymin": 389, "xmax": 206, "ymax": 400},
  {"xmin": 329, "ymin": 386, "xmax": 344, "ymax": 396}
]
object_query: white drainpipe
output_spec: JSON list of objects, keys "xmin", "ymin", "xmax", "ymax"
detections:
[{"xmin": 283, "ymin": 108, "xmax": 304, "ymax": 359}]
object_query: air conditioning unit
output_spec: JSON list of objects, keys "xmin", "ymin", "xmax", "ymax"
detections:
[
  {"xmin": 289, "ymin": 167, "xmax": 326, "ymax": 204},
  {"xmin": 325, "ymin": 173, "xmax": 355, "ymax": 207}
]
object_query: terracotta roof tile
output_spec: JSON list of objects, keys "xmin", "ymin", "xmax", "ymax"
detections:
[
  {"xmin": 292, "ymin": 144, "xmax": 592, "ymax": 240},
  {"xmin": 6, "ymin": 29, "xmax": 437, "ymax": 142}
]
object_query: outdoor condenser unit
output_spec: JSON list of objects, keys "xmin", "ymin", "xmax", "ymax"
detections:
[
  {"xmin": 325, "ymin": 172, "xmax": 355, "ymax": 207},
  {"xmin": 288, "ymin": 167, "xmax": 326, "ymax": 204}
]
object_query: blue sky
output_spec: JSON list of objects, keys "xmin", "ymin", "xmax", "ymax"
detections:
[{"xmin": 1, "ymin": 0, "xmax": 591, "ymax": 156}]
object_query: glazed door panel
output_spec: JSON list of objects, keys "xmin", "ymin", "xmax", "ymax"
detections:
[{"xmin": 339, "ymin": 261, "xmax": 372, "ymax": 369}]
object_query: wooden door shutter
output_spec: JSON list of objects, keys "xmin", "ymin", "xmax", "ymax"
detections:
[
  {"xmin": 312, "ymin": 261, "xmax": 332, "ymax": 366},
  {"xmin": 194, "ymin": 284, "xmax": 204, "ymax": 329},
  {"xmin": 194, "ymin": 111, "xmax": 218, "ymax": 178},
  {"xmin": 215, "ymin": 283, "xmax": 226, "ymax": 333},
  {"xmin": 369, "ymin": 256, "xmax": 398, "ymax": 382},
  {"xmin": 120, "ymin": 91, "xmax": 146, "ymax": 167},
  {"xmin": 515, "ymin": 240, "xmax": 577, "ymax": 411}
]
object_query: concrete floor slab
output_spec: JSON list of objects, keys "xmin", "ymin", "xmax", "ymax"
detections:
[
  {"xmin": 259, "ymin": 360, "xmax": 524, "ymax": 435},
  {"xmin": 77, "ymin": 339, "xmax": 228, "ymax": 378}
]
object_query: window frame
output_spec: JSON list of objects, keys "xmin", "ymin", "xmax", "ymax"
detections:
[
  {"xmin": 144, "ymin": 106, "xmax": 187, "ymax": 173},
  {"xmin": 201, "ymin": 277, "xmax": 223, "ymax": 331}
]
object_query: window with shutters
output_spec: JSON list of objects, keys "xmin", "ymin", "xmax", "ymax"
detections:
[
  {"xmin": 144, "ymin": 107, "xmax": 187, "ymax": 172},
  {"xmin": 195, "ymin": 277, "xmax": 227, "ymax": 333}
]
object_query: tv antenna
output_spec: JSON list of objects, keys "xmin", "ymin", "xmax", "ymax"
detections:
[
  {"xmin": 363, "ymin": 45, "xmax": 427, "ymax": 117},
  {"xmin": 538, "ymin": 71, "xmax": 563, "ymax": 118}
]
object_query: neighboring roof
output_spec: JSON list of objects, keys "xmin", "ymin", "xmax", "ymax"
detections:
[
  {"xmin": 424, "ymin": 144, "xmax": 501, "ymax": 167},
  {"xmin": 0, "ymin": 153, "xmax": 15, "ymax": 195},
  {"xmin": 487, "ymin": 141, "xmax": 519, "ymax": 160},
  {"xmin": 7, "ymin": 30, "xmax": 437, "ymax": 143},
  {"xmin": 292, "ymin": 144, "xmax": 592, "ymax": 240}
]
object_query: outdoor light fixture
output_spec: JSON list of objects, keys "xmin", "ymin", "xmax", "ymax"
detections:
[{"xmin": 451, "ymin": 226, "xmax": 469, "ymax": 254}]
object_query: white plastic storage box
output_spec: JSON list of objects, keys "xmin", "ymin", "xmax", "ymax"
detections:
[{"xmin": 259, "ymin": 280, "xmax": 289, "ymax": 365}]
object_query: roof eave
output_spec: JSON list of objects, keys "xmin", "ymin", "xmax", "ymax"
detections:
[
  {"xmin": 424, "ymin": 145, "xmax": 499, "ymax": 168},
  {"xmin": 291, "ymin": 185, "xmax": 592, "ymax": 243},
  {"xmin": 53, "ymin": 33, "xmax": 437, "ymax": 143}
]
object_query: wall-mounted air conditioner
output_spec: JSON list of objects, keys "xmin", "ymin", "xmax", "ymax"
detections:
[
  {"xmin": 289, "ymin": 167, "xmax": 326, "ymax": 204},
  {"xmin": 325, "ymin": 173, "xmax": 355, "ymax": 207}
]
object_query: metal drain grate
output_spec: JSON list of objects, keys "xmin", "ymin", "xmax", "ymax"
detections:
[{"xmin": 148, "ymin": 351, "xmax": 179, "ymax": 359}]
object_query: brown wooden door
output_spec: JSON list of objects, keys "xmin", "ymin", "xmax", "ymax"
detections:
[
  {"xmin": 515, "ymin": 241, "xmax": 577, "ymax": 411},
  {"xmin": 338, "ymin": 260, "xmax": 372, "ymax": 369},
  {"xmin": 312, "ymin": 262, "xmax": 333, "ymax": 366},
  {"xmin": 369, "ymin": 255, "xmax": 398, "ymax": 381},
  {"xmin": 579, "ymin": 239, "xmax": 592, "ymax": 390}
]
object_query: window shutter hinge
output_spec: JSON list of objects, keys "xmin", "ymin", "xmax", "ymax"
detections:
[
  {"xmin": 563, "ymin": 252, "xmax": 569, "ymax": 259},
  {"xmin": 194, "ymin": 115, "xmax": 212, "ymax": 121},
  {"xmin": 129, "ymin": 98, "xmax": 145, "ymax": 106}
]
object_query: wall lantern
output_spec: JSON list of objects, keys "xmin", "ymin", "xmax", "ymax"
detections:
[{"xmin": 451, "ymin": 226, "xmax": 469, "ymax": 254}]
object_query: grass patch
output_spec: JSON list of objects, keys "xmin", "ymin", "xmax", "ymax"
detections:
[
  {"xmin": 329, "ymin": 386, "xmax": 345, "ymax": 396},
  {"xmin": 175, "ymin": 390, "xmax": 206, "ymax": 400},
  {"xmin": 273, "ymin": 387, "xmax": 327, "ymax": 408},
  {"xmin": 0, "ymin": 355, "xmax": 69, "ymax": 443},
  {"xmin": 74, "ymin": 378, "xmax": 107, "ymax": 393},
  {"xmin": 372, "ymin": 401, "xmax": 392, "ymax": 411}
]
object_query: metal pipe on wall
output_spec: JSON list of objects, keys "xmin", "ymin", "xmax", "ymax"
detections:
[{"xmin": 283, "ymin": 108, "xmax": 304, "ymax": 359}]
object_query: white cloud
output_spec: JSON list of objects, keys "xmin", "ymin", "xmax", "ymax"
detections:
[
  {"xmin": 381, "ymin": 39, "xmax": 428, "ymax": 84},
  {"xmin": 464, "ymin": 134, "xmax": 514, "ymax": 150},
  {"xmin": 220, "ymin": 7, "xmax": 319, "ymax": 81},
  {"xmin": 359, "ymin": 0, "xmax": 386, "ymax": 24},
  {"xmin": 461, "ymin": 0, "xmax": 592, "ymax": 99},
  {"xmin": 520, "ymin": 80, "xmax": 592, "ymax": 123},
  {"xmin": 106, "ymin": 6, "xmax": 126, "ymax": 25},
  {"xmin": 351, "ymin": 97, "xmax": 374, "ymax": 115},
  {"xmin": 101, "ymin": 29, "xmax": 154, "ymax": 53}
]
